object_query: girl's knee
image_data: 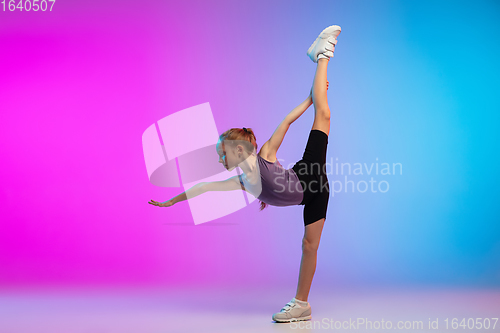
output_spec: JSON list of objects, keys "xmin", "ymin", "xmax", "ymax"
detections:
[
  {"xmin": 315, "ymin": 107, "xmax": 330, "ymax": 120},
  {"xmin": 302, "ymin": 238, "xmax": 319, "ymax": 253}
]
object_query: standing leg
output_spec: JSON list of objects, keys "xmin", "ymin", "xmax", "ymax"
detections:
[
  {"xmin": 295, "ymin": 218, "xmax": 326, "ymax": 302},
  {"xmin": 311, "ymin": 58, "xmax": 331, "ymax": 136}
]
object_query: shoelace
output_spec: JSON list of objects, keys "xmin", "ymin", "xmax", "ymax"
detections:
[{"xmin": 281, "ymin": 301, "xmax": 297, "ymax": 312}]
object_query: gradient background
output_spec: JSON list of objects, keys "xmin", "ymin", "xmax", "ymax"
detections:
[{"xmin": 1, "ymin": 0, "xmax": 499, "ymax": 307}]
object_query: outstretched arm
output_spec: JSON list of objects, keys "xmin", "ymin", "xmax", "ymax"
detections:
[{"xmin": 148, "ymin": 176, "xmax": 243, "ymax": 207}]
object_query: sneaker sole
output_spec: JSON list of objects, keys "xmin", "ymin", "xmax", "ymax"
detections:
[
  {"xmin": 307, "ymin": 25, "xmax": 342, "ymax": 56},
  {"xmin": 273, "ymin": 315, "xmax": 312, "ymax": 323}
]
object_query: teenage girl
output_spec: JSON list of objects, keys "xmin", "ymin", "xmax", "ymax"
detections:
[{"xmin": 149, "ymin": 25, "xmax": 341, "ymax": 323}]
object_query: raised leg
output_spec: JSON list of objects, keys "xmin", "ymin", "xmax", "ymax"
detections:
[
  {"xmin": 295, "ymin": 217, "xmax": 326, "ymax": 302},
  {"xmin": 311, "ymin": 58, "xmax": 331, "ymax": 136}
]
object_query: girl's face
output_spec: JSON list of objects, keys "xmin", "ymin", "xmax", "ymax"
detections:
[{"xmin": 217, "ymin": 141, "xmax": 238, "ymax": 171}]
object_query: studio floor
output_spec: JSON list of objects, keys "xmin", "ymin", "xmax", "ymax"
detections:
[{"xmin": 1, "ymin": 285, "xmax": 499, "ymax": 333}]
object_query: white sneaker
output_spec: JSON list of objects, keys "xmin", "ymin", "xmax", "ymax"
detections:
[
  {"xmin": 307, "ymin": 25, "xmax": 341, "ymax": 63},
  {"xmin": 272, "ymin": 297, "xmax": 312, "ymax": 323}
]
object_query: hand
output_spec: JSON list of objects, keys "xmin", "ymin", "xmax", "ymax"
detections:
[
  {"xmin": 148, "ymin": 199, "xmax": 174, "ymax": 207},
  {"xmin": 309, "ymin": 80, "xmax": 329, "ymax": 97}
]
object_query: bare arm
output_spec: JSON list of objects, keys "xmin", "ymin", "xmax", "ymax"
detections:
[
  {"xmin": 259, "ymin": 81, "xmax": 329, "ymax": 160},
  {"xmin": 286, "ymin": 95, "xmax": 313, "ymax": 124},
  {"xmin": 148, "ymin": 175, "xmax": 243, "ymax": 207},
  {"xmin": 202, "ymin": 175, "xmax": 243, "ymax": 192},
  {"xmin": 259, "ymin": 95, "xmax": 313, "ymax": 160}
]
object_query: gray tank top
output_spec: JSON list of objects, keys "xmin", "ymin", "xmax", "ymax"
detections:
[{"xmin": 238, "ymin": 153, "xmax": 303, "ymax": 206}]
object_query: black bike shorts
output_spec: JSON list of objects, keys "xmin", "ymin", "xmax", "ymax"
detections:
[{"xmin": 291, "ymin": 129, "xmax": 330, "ymax": 226}]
